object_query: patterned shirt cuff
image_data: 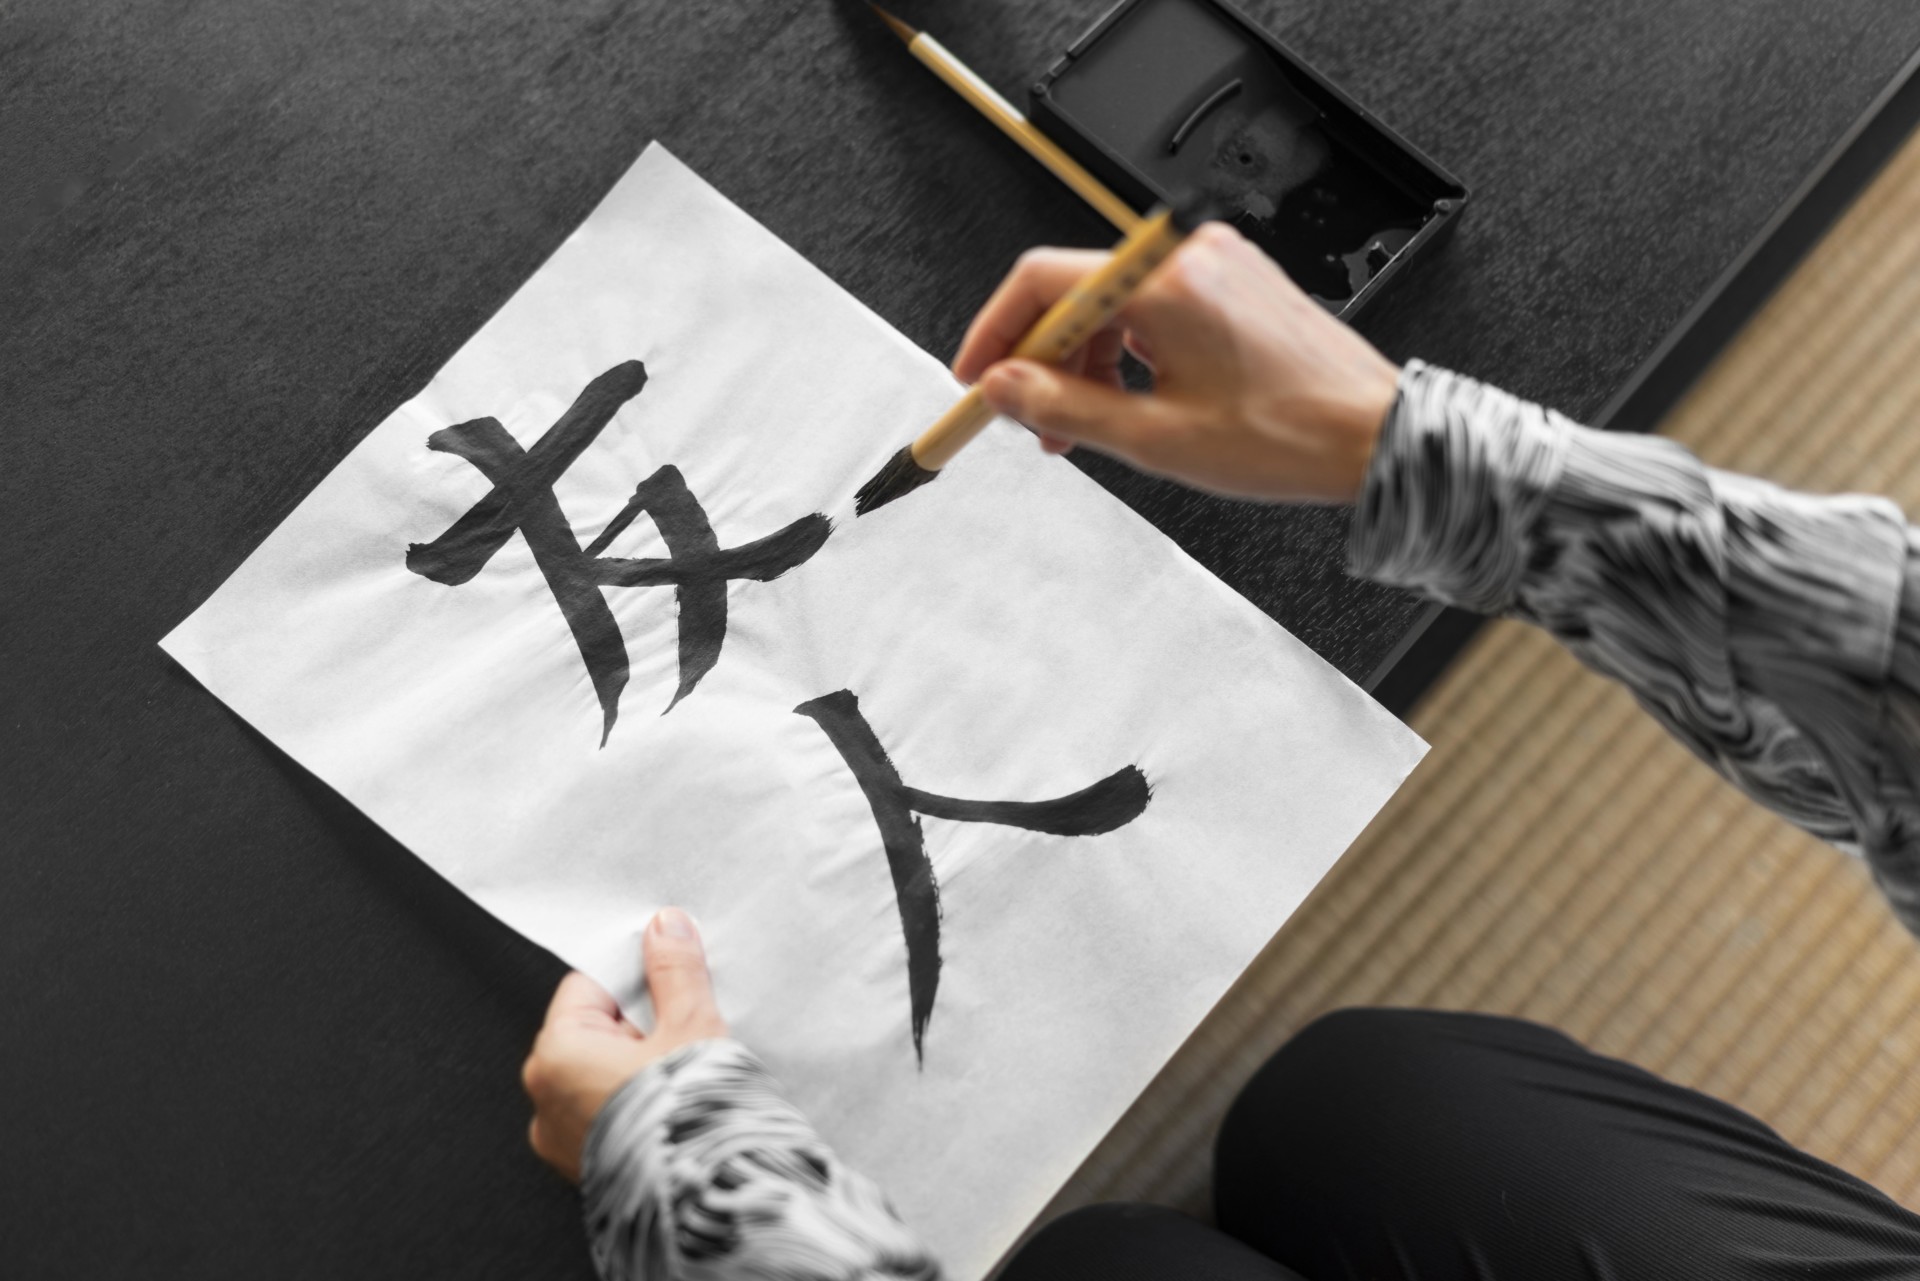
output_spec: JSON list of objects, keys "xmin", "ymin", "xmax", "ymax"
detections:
[
  {"xmin": 1348, "ymin": 360, "xmax": 1573, "ymax": 614},
  {"xmin": 581, "ymin": 1038, "xmax": 940, "ymax": 1281}
]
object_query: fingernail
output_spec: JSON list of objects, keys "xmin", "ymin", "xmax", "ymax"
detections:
[{"xmin": 654, "ymin": 907, "xmax": 696, "ymax": 939}]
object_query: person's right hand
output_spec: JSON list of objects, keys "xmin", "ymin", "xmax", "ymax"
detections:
[{"xmin": 951, "ymin": 221, "xmax": 1401, "ymax": 504}]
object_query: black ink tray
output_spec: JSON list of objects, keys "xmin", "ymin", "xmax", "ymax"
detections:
[{"xmin": 1029, "ymin": 0, "xmax": 1468, "ymax": 318}]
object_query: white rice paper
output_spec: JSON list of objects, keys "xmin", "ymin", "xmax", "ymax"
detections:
[{"xmin": 162, "ymin": 144, "xmax": 1427, "ymax": 1278}]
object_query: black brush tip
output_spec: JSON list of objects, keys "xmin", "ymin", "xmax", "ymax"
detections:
[
  {"xmin": 854, "ymin": 445, "xmax": 940, "ymax": 516},
  {"xmin": 868, "ymin": 4, "xmax": 920, "ymax": 43}
]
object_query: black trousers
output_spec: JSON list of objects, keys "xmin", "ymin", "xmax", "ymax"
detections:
[{"xmin": 1001, "ymin": 1009, "xmax": 1920, "ymax": 1281}]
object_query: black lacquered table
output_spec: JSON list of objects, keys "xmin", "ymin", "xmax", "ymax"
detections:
[{"xmin": 6, "ymin": 2, "xmax": 1920, "ymax": 1274}]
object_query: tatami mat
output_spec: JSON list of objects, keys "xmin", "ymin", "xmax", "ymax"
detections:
[{"xmin": 1041, "ymin": 125, "xmax": 1920, "ymax": 1227}]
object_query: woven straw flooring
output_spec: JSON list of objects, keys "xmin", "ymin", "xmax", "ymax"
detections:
[{"xmin": 1041, "ymin": 127, "xmax": 1920, "ymax": 1231}]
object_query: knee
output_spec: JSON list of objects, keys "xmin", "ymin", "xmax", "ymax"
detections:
[
  {"xmin": 1217, "ymin": 1009, "xmax": 1403, "ymax": 1171},
  {"xmin": 1277, "ymin": 1006, "xmax": 1418, "ymax": 1071},
  {"xmin": 1216, "ymin": 1008, "xmax": 1541, "ymax": 1185},
  {"xmin": 1242, "ymin": 1007, "xmax": 1444, "ymax": 1104},
  {"xmin": 1254, "ymin": 1006, "xmax": 1558, "ymax": 1095},
  {"xmin": 997, "ymin": 1205, "xmax": 1210, "ymax": 1281},
  {"xmin": 1003, "ymin": 1203, "xmax": 1302, "ymax": 1281},
  {"xmin": 1028, "ymin": 1203, "xmax": 1175, "ymax": 1250},
  {"xmin": 1213, "ymin": 1009, "xmax": 1479, "ymax": 1244}
]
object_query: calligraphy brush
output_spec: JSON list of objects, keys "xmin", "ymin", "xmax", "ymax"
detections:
[
  {"xmin": 868, "ymin": 5, "xmax": 1140, "ymax": 233},
  {"xmin": 854, "ymin": 198, "xmax": 1214, "ymax": 516}
]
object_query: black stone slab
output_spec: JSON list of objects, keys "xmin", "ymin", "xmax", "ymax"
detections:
[{"xmin": 4, "ymin": 2, "xmax": 1919, "ymax": 1276}]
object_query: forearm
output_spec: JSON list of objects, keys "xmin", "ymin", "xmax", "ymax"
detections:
[
  {"xmin": 582, "ymin": 1038, "xmax": 939, "ymax": 1281},
  {"xmin": 1350, "ymin": 362, "xmax": 1920, "ymax": 922}
]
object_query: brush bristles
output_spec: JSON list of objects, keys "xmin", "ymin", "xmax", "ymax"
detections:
[
  {"xmin": 854, "ymin": 446, "xmax": 940, "ymax": 515},
  {"xmin": 868, "ymin": 4, "xmax": 920, "ymax": 43}
]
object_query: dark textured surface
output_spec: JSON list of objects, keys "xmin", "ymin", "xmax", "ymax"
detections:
[{"xmin": 3, "ymin": 1, "xmax": 1919, "ymax": 1276}]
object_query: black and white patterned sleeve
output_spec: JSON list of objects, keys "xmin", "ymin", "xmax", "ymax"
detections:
[
  {"xmin": 1351, "ymin": 360, "xmax": 1920, "ymax": 934},
  {"xmin": 581, "ymin": 1037, "xmax": 941, "ymax": 1281}
]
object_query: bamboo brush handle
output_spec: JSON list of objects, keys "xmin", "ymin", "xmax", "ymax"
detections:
[
  {"xmin": 909, "ymin": 389, "xmax": 998, "ymax": 471},
  {"xmin": 909, "ymin": 33, "xmax": 1142, "ymax": 234},
  {"xmin": 911, "ymin": 208, "xmax": 1186, "ymax": 471}
]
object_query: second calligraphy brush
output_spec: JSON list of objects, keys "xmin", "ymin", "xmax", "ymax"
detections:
[
  {"xmin": 853, "ymin": 197, "xmax": 1215, "ymax": 516},
  {"xmin": 869, "ymin": 5, "xmax": 1140, "ymax": 233}
]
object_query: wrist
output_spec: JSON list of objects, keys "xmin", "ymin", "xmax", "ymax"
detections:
[{"xmin": 1318, "ymin": 362, "xmax": 1398, "ymax": 502}]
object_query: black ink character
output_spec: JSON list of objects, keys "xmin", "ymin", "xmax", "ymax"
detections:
[
  {"xmin": 406, "ymin": 362, "xmax": 831, "ymax": 744},
  {"xmin": 795, "ymin": 689, "xmax": 1151, "ymax": 1062}
]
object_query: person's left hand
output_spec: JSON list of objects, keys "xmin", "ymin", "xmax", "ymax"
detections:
[{"xmin": 522, "ymin": 907, "xmax": 730, "ymax": 1182}]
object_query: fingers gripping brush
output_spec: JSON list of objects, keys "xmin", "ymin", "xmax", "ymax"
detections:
[{"xmin": 853, "ymin": 199, "xmax": 1215, "ymax": 516}]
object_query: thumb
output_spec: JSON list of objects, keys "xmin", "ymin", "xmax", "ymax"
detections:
[
  {"xmin": 979, "ymin": 360, "xmax": 1170, "ymax": 458},
  {"xmin": 642, "ymin": 907, "xmax": 718, "ymax": 1033}
]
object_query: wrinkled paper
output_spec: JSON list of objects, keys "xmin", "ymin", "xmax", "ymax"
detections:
[{"xmin": 162, "ymin": 144, "xmax": 1427, "ymax": 1278}]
